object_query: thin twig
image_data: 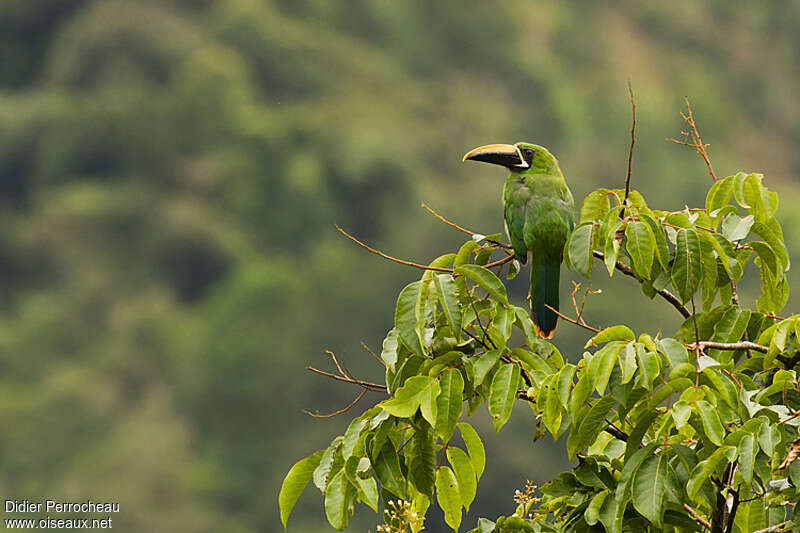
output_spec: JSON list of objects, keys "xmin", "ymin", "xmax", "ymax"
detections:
[
  {"xmin": 336, "ymin": 225, "xmax": 453, "ymax": 273},
  {"xmin": 592, "ymin": 250, "xmax": 691, "ymax": 318},
  {"xmin": 483, "ymin": 254, "xmax": 515, "ymax": 269},
  {"xmin": 306, "ymin": 366, "xmax": 388, "ymax": 392},
  {"xmin": 545, "ymin": 304, "xmax": 601, "ymax": 334},
  {"xmin": 624, "ymin": 80, "xmax": 636, "ymax": 204},
  {"xmin": 304, "ymin": 387, "xmax": 368, "ymax": 418},
  {"xmin": 421, "ymin": 203, "xmax": 512, "ymax": 249},
  {"xmin": 753, "ymin": 522, "xmax": 792, "ymax": 533},
  {"xmin": 421, "ymin": 203, "xmax": 475, "ymax": 236},
  {"xmin": 683, "ymin": 503, "xmax": 712, "ymax": 530},
  {"xmin": 668, "ymin": 98, "xmax": 717, "ymax": 182},
  {"xmin": 688, "ymin": 341, "xmax": 768, "ymax": 354},
  {"xmin": 361, "ymin": 341, "xmax": 386, "ymax": 367}
]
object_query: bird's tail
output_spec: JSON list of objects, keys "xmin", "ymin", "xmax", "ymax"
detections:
[{"xmin": 530, "ymin": 254, "xmax": 560, "ymax": 339}]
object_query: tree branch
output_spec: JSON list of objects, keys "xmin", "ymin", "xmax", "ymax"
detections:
[
  {"xmin": 683, "ymin": 503, "xmax": 712, "ymax": 530},
  {"xmin": 690, "ymin": 340, "xmax": 768, "ymax": 354},
  {"xmin": 545, "ymin": 304, "xmax": 601, "ymax": 334},
  {"xmin": 592, "ymin": 250, "xmax": 690, "ymax": 318},
  {"xmin": 624, "ymin": 80, "xmax": 636, "ymax": 204},
  {"xmin": 336, "ymin": 225, "xmax": 453, "ymax": 273},
  {"xmin": 306, "ymin": 365, "xmax": 388, "ymax": 392},
  {"xmin": 753, "ymin": 522, "xmax": 792, "ymax": 533}
]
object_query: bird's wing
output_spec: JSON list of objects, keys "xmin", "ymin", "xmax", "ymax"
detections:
[{"xmin": 504, "ymin": 193, "xmax": 530, "ymax": 262}]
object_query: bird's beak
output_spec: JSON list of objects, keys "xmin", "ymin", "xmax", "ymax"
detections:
[{"xmin": 462, "ymin": 144, "xmax": 528, "ymax": 168}]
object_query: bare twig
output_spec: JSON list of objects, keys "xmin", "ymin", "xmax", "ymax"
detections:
[
  {"xmin": 624, "ymin": 80, "xmax": 636, "ymax": 204},
  {"xmin": 483, "ymin": 254, "xmax": 515, "ymax": 269},
  {"xmin": 753, "ymin": 522, "xmax": 792, "ymax": 533},
  {"xmin": 361, "ymin": 341, "xmax": 385, "ymax": 367},
  {"xmin": 307, "ymin": 366, "xmax": 387, "ymax": 392},
  {"xmin": 336, "ymin": 225, "xmax": 453, "ymax": 273},
  {"xmin": 421, "ymin": 203, "xmax": 475, "ymax": 236},
  {"xmin": 545, "ymin": 304, "xmax": 601, "ymax": 334},
  {"xmin": 304, "ymin": 387, "xmax": 368, "ymax": 418},
  {"xmin": 668, "ymin": 98, "xmax": 717, "ymax": 182},
  {"xmin": 689, "ymin": 341, "xmax": 768, "ymax": 354},
  {"xmin": 684, "ymin": 503, "xmax": 712, "ymax": 530},
  {"xmin": 421, "ymin": 203, "xmax": 512, "ymax": 249},
  {"xmin": 592, "ymin": 250, "xmax": 690, "ymax": 318}
]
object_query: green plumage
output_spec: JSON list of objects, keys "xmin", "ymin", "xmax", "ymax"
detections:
[
  {"xmin": 464, "ymin": 142, "xmax": 574, "ymax": 337},
  {"xmin": 503, "ymin": 144, "xmax": 573, "ymax": 337}
]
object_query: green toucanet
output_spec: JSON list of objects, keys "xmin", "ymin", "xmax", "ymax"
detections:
[{"xmin": 463, "ymin": 143, "xmax": 574, "ymax": 338}]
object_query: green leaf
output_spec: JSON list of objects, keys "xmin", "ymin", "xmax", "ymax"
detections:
[
  {"xmin": 556, "ymin": 363, "xmax": 577, "ymax": 409},
  {"xmin": 619, "ymin": 342, "xmax": 636, "ymax": 384},
  {"xmin": 632, "ymin": 453, "xmax": 674, "ymax": 525},
  {"xmin": 752, "ymin": 221, "xmax": 789, "ymax": 272},
  {"xmin": 580, "ymin": 188, "xmax": 610, "ymax": 223},
  {"xmin": 279, "ymin": 450, "xmax": 324, "ymax": 528},
  {"xmin": 671, "ymin": 228, "xmax": 702, "ymax": 303},
  {"xmin": 488, "ymin": 363, "xmax": 521, "ymax": 432},
  {"xmin": 567, "ymin": 223, "xmax": 595, "ymax": 277},
  {"xmin": 658, "ymin": 338, "xmax": 688, "ymax": 367},
  {"xmin": 670, "ymin": 401, "xmax": 692, "ymax": 430},
  {"xmin": 381, "ymin": 328, "xmax": 400, "ymax": 371},
  {"xmin": 721, "ymin": 214, "xmax": 754, "ymax": 241},
  {"xmin": 615, "ymin": 443, "xmax": 659, "ymax": 506},
  {"xmin": 374, "ymin": 444, "xmax": 407, "ymax": 499},
  {"xmin": 447, "ymin": 447, "xmax": 477, "ymax": 511},
  {"xmin": 585, "ymin": 489, "xmax": 609, "ymax": 526},
  {"xmin": 324, "ymin": 469, "xmax": 351, "ymax": 530},
  {"xmin": 381, "ymin": 376, "xmax": 440, "ymax": 423},
  {"xmin": 342, "ymin": 418, "xmax": 368, "ymax": 459},
  {"xmin": 314, "ymin": 437, "xmax": 343, "ymax": 491},
  {"xmin": 436, "ymin": 466, "xmax": 462, "ymax": 531},
  {"xmin": 586, "ymin": 325, "xmax": 635, "ymax": 347},
  {"xmin": 750, "ymin": 241, "xmax": 779, "ymax": 278},
  {"xmin": 641, "ymin": 214, "xmax": 670, "ymax": 271},
  {"xmin": 435, "ymin": 368, "xmax": 464, "ymax": 441},
  {"xmin": 696, "ymin": 400, "xmax": 725, "ymax": 446},
  {"xmin": 575, "ymin": 395, "xmax": 617, "ymax": 453},
  {"xmin": 542, "ymin": 375, "xmax": 563, "ymax": 436},
  {"xmin": 706, "ymin": 175, "xmax": 735, "ymax": 214},
  {"xmin": 687, "ymin": 446, "xmax": 735, "ymax": 500},
  {"xmin": 604, "ymin": 218, "xmax": 623, "ymax": 277},
  {"xmin": 625, "ymin": 220, "xmax": 656, "ymax": 279},
  {"xmin": 355, "ymin": 475, "xmax": 378, "ymax": 512},
  {"xmin": 435, "ymin": 274, "xmax": 462, "ymax": 335},
  {"xmin": 456, "ymin": 422, "xmax": 486, "ymax": 480},
  {"xmin": 570, "ymin": 367, "xmax": 593, "ymax": 420},
  {"xmin": 408, "ymin": 423, "xmax": 436, "ymax": 497},
  {"xmin": 455, "ymin": 264, "xmax": 509, "ymax": 306},
  {"xmin": 473, "ymin": 349, "xmax": 503, "ymax": 386},
  {"xmin": 738, "ymin": 433, "xmax": 756, "ymax": 485},
  {"xmin": 396, "ymin": 281, "xmax": 424, "ymax": 355},
  {"xmin": 590, "ymin": 341, "xmax": 625, "ymax": 395}
]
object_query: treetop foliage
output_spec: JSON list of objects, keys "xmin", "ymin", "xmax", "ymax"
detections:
[{"xmin": 281, "ymin": 114, "xmax": 800, "ymax": 532}]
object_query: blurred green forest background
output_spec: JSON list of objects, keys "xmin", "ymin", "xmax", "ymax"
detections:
[{"xmin": 1, "ymin": 0, "xmax": 800, "ymax": 531}]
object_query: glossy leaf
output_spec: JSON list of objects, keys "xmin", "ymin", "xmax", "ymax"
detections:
[
  {"xmin": 435, "ymin": 274, "xmax": 462, "ymax": 335},
  {"xmin": 488, "ymin": 363, "xmax": 520, "ymax": 432},
  {"xmin": 447, "ymin": 447, "xmax": 477, "ymax": 511},
  {"xmin": 457, "ymin": 422, "xmax": 486, "ymax": 480},
  {"xmin": 567, "ymin": 223, "xmax": 595, "ymax": 277},
  {"xmin": 455, "ymin": 264, "xmax": 509, "ymax": 306},
  {"xmin": 625, "ymin": 220, "xmax": 655, "ymax": 279},
  {"xmin": 672, "ymin": 228, "xmax": 702, "ymax": 303},
  {"xmin": 436, "ymin": 466, "xmax": 462, "ymax": 531},
  {"xmin": 435, "ymin": 368, "xmax": 464, "ymax": 441},
  {"xmin": 279, "ymin": 450, "xmax": 324, "ymax": 528}
]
